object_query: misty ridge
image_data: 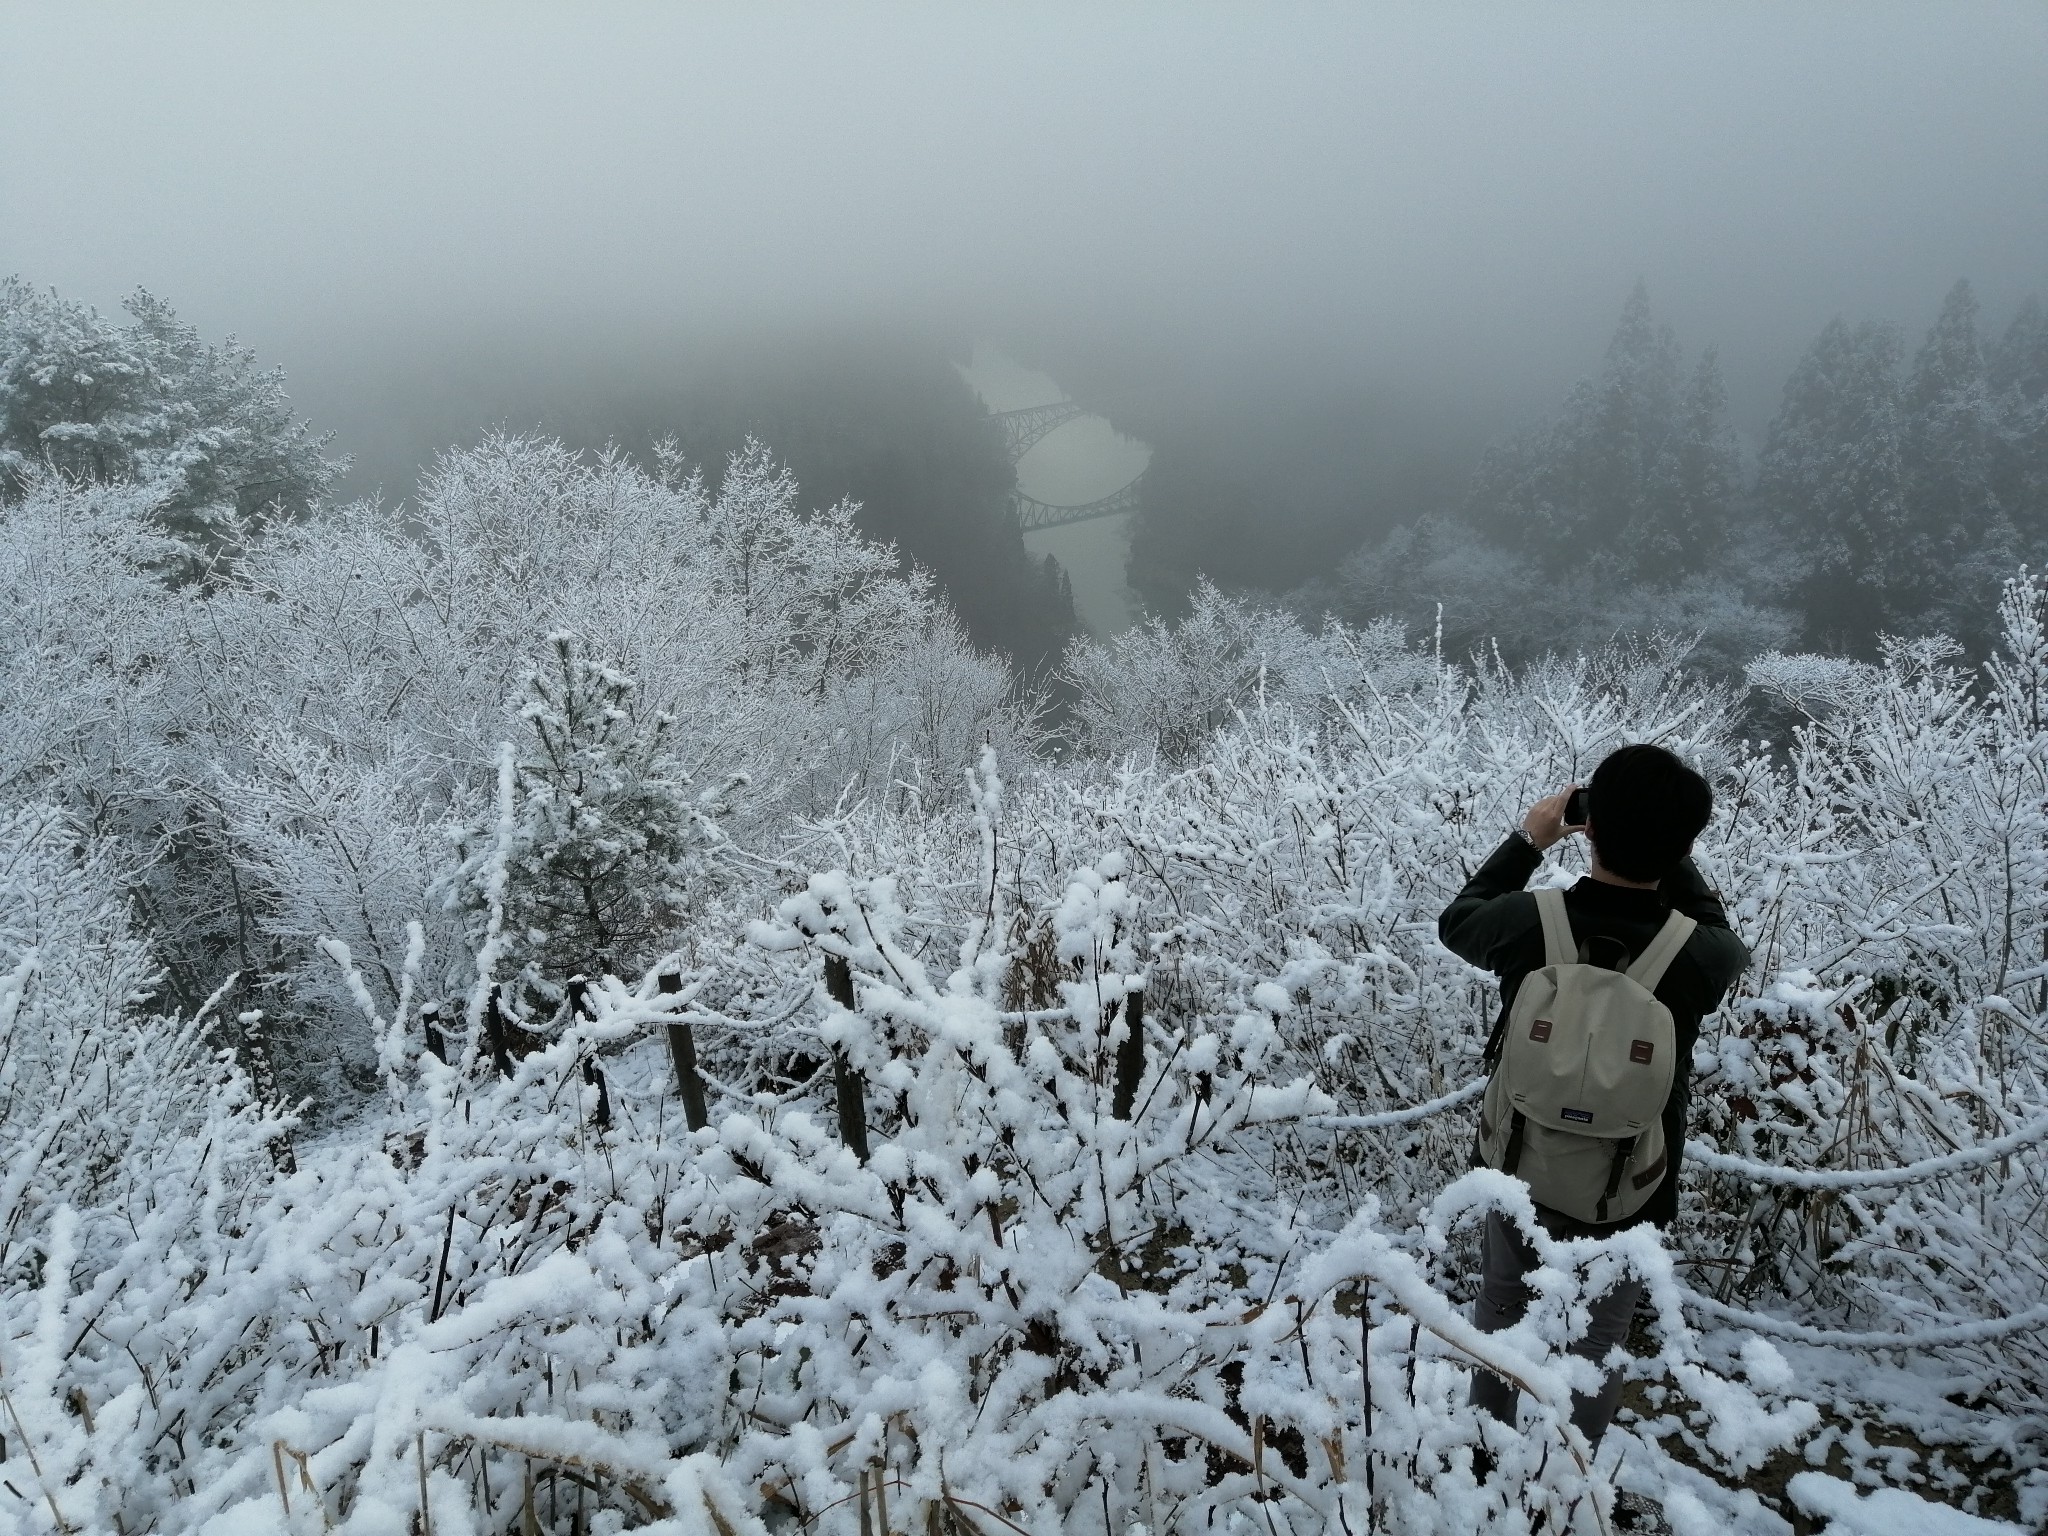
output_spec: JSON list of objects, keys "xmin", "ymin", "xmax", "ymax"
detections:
[
  {"xmin": 9, "ymin": 6, "xmax": 2048, "ymax": 1533},
  {"xmin": 7, "ymin": 268, "xmax": 2047, "ymax": 690}
]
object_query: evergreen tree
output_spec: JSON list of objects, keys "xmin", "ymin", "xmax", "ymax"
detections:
[
  {"xmin": 1989, "ymin": 296, "xmax": 2048, "ymax": 401},
  {"xmin": 1639, "ymin": 347, "xmax": 1740, "ymax": 574},
  {"xmin": 1990, "ymin": 296, "xmax": 2048, "ymax": 559},
  {"xmin": 0, "ymin": 278, "xmax": 341, "ymax": 554},
  {"xmin": 1467, "ymin": 283, "xmax": 1729, "ymax": 581},
  {"xmin": 1903, "ymin": 280, "xmax": 2011, "ymax": 636},
  {"xmin": 449, "ymin": 634, "xmax": 728, "ymax": 987},
  {"xmin": 1755, "ymin": 317, "xmax": 1912, "ymax": 648}
]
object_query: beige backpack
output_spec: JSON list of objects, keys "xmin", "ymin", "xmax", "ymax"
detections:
[{"xmin": 1476, "ymin": 888, "xmax": 1694, "ymax": 1225}]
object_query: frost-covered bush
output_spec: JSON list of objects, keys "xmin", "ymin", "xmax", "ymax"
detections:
[
  {"xmin": 0, "ymin": 754, "xmax": 1808, "ymax": 1535},
  {"xmin": 0, "ymin": 804, "xmax": 293, "ymax": 1531},
  {"xmin": 1, "ymin": 437, "xmax": 1040, "ymax": 1103},
  {"xmin": 1315, "ymin": 511, "xmax": 1800, "ymax": 681},
  {"xmin": 1063, "ymin": 579, "xmax": 1431, "ymax": 761}
]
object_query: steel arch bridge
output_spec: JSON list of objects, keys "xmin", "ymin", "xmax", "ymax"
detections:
[
  {"xmin": 990, "ymin": 399, "xmax": 1094, "ymax": 462},
  {"xmin": 1012, "ymin": 472, "xmax": 1145, "ymax": 533}
]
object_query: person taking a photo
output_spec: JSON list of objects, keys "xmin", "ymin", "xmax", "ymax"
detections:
[{"xmin": 1438, "ymin": 743, "xmax": 1749, "ymax": 1450}]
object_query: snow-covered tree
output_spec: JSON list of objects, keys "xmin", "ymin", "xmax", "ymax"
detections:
[
  {"xmin": 1992, "ymin": 296, "xmax": 2048, "ymax": 574},
  {"xmin": 447, "ymin": 634, "xmax": 731, "ymax": 990},
  {"xmin": 1064, "ymin": 580, "xmax": 1428, "ymax": 761},
  {"xmin": 0, "ymin": 279, "xmax": 343, "ymax": 555},
  {"xmin": 1642, "ymin": 347, "xmax": 1743, "ymax": 573},
  {"xmin": 0, "ymin": 471, "xmax": 173, "ymax": 806},
  {"xmin": 1903, "ymin": 280, "xmax": 2014, "ymax": 639},
  {"xmin": 1467, "ymin": 283, "xmax": 1732, "ymax": 581},
  {"xmin": 1755, "ymin": 316, "xmax": 1913, "ymax": 646}
]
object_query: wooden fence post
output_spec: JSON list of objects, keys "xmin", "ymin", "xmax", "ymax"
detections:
[
  {"xmin": 1112, "ymin": 987, "xmax": 1147, "ymax": 1120},
  {"xmin": 822, "ymin": 954, "xmax": 871, "ymax": 1163},
  {"xmin": 581, "ymin": 1057, "xmax": 612, "ymax": 1130},
  {"xmin": 657, "ymin": 971, "xmax": 709, "ymax": 1132},
  {"xmin": 484, "ymin": 987, "xmax": 514, "ymax": 1078},
  {"xmin": 419, "ymin": 1001, "xmax": 449, "ymax": 1064}
]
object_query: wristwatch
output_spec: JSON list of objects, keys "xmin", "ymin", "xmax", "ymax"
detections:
[{"xmin": 1509, "ymin": 827, "xmax": 1539, "ymax": 852}]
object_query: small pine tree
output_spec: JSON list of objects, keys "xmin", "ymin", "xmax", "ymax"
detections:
[{"xmin": 448, "ymin": 634, "xmax": 728, "ymax": 988}]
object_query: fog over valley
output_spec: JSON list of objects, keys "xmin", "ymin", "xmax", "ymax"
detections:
[{"xmin": 8, "ymin": 3, "xmax": 2047, "ymax": 661}]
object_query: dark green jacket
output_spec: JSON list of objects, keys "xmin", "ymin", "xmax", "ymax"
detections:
[{"xmin": 1438, "ymin": 835, "xmax": 1750, "ymax": 1229}]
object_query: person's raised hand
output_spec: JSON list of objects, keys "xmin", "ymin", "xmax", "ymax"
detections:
[{"xmin": 1522, "ymin": 787, "xmax": 1581, "ymax": 851}]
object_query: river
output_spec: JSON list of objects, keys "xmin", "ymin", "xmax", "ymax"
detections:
[{"xmin": 956, "ymin": 345, "xmax": 1151, "ymax": 635}]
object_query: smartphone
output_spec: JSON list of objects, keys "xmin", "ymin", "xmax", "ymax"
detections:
[{"xmin": 1563, "ymin": 787, "xmax": 1590, "ymax": 827}]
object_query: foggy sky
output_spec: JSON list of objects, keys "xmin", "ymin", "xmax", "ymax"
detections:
[{"xmin": 5, "ymin": 1, "xmax": 2046, "ymax": 464}]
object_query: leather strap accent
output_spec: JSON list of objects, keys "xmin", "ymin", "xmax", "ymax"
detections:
[
  {"xmin": 1534, "ymin": 888, "xmax": 1576, "ymax": 969},
  {"xmin": 1631, "ymin": 1149, "xmax": 1669, "ymax": 1191},
  {"xmin": 1594, "ymin": 1135, "xmax": 1637, "ymax": 1223},
  {"xmin": 1626, "ymin": 910, "xmax": 1697, "ymax": 991}
]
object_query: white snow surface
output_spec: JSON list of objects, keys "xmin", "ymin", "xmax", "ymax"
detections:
[{"xmin": 1786, "ymin": 1472, "xmax": 2026, "ymax": 1534}]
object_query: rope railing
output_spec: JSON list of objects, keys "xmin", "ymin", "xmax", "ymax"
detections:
[
  {"xmin": 595, "ymin": 982, "xmax": 2048, "ymax": 1353},
  {"xmin": 1682, "ymin": 1109, "xmax": 2048, "ymax": 1190},
  {"xmin": 1309, "ymin": 1077, "xmax": 1487, "ymax": 1131},
  {"xmin": 1303, "ymin": 1071, "xmax": 2048, "ymax": 1197},
  {"xmin": 1680, "ymin": 1289, "xmax": 2048, "ymax": 1348}
]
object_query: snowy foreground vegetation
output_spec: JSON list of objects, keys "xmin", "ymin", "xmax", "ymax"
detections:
[{"xmin": 7, "ymin": 436, "xmax": 2048, "ymax": 1534}]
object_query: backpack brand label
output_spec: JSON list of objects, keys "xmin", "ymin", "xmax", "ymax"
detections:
[
  {"xmin": 1528, "ymin": 1019, "xmax": 1553, "ymax": 1042},
  {"xmin": 1561, "ymin": 1107, "xmax": 1594, "ymax": 1123},
  {"xmin": 1630, "ymin": 1039, "xmax": 1654, "ymax": 1064}
]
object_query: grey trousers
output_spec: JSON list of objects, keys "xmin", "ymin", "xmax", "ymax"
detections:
[{"xmin": 1468, "ymin": 1210, "xmax": 1643, "ymax": 1446}]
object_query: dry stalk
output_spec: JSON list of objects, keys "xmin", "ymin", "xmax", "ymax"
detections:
[
  {"xmin": 0, "ymin": 1367, "xmax": 74, "ymax": 1535},
  {"xmin": 439, "ymin": 1424, "xmax": 672, "ymax": 1520},
  {"xmin": 941, "ymin": 1492, "xmax": 1034, "ymax": 1536},
  {"xmin": 416, "ymin": 1431, "xmax": 432, "ymax": 1536},
  {"xmin": 522, "ymin": 1459, "xmax": 541, "ymax": 1536},
  {"xmin": 285, "ymin": 1445, "xmax": 333, "ymax": 1529}
]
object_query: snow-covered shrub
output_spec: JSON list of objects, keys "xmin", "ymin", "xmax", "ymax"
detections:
[
  {"xmin": 1, "ymin": 438, "xmax": 1038, "ymax": 1103},
  {"xmin": 1063, "ymin": 580, "xmax": 1430, "ymax": 762},
  {"xmin": 42, "ymin": 753, "xmax": 1792, "ymax": 1536},
  {"xmin": 1314, "ymin": 511, "xmax": 1801, "ymax": 681},
  {"xmin": 0, "ymin": 804, "xmax": 293, "ymax": 1531}
]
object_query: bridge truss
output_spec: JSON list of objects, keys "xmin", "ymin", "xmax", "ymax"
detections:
[
  {"xmin": 1012, "ymin": 472, "xmax": 1145, "ymax": 533},
  {"xmin": 991, "ymin": 400, "xmax": 1092, "ymax": 462}
]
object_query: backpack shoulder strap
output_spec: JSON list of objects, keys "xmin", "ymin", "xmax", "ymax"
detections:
[
  {"xmin": 1533, "ymin": 887, "xmax": 1576, "ymax": 969},
  {"xmin": 1625, "ymin": 910, "xmax": 1698, "ymax": 991}
]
